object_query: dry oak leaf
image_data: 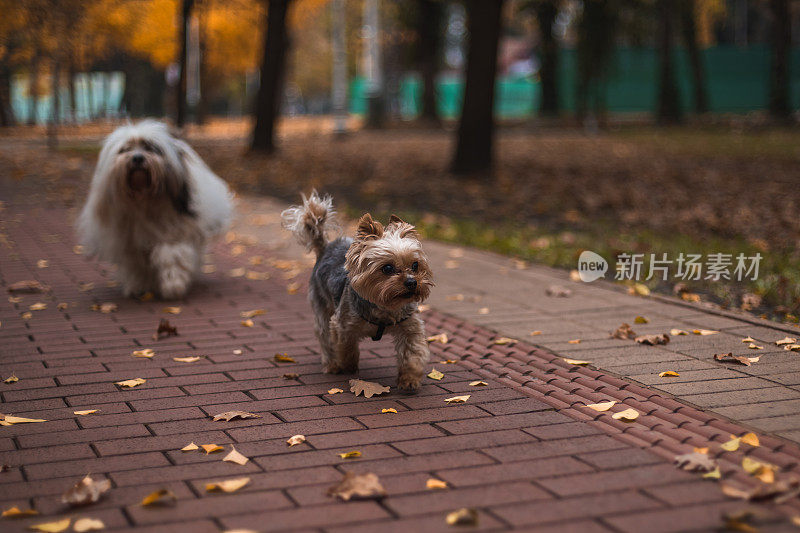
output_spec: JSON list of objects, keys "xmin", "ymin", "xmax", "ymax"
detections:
[
  {"xmin": 162, "ymin": 306, "xmax": 181, "ymax": 314},
  {"xmin": 181, "ymin": 442, "xmax": 199, "ymax": 452},
  {"xmin": 1, "ymin": 414, "xmax": 47, "ymax": 424},
  {"xmin": 427, "ymin": 478, "xmax": 449, "ymax": 490},
  {"xmin": 274, "ymin": 353, "xmax": 295, "ymax": 363},
  {"xmin": 115, "ymin": 378, "xmax": 146, "ymax": 388},
  {"xmin": 563, "ymin": 358, "xmax": 590, "ymax": 366},
  {"xmin": 328, "ymin": 472, "xmax": 386, "ymax": 501},
  {"xmin": 776, "ymin": 337, "xmax": 797, "ymax": 346},
  {"xmin": 1, "ymin": 506, "xmax": 38, "ymax": 518},
  {"xmin": 173, "ymin": 356, "xmax": 201, "ymax": 363},
  {"xmin": 427, "ymin": 368, "xmax": 444, "ymax": 381},
  {"xmin": 140, "ymin": 489, "xmax": 176, "ymax": 507},
  {"xmin": 7, "ymin": 280, "xmax": 49, "ymax": 294},
  {"xmin": 714, "ymin": 353, "xmax": 759, "ymax": 366},
  {"xmin": 674, "ymin": 451, "xmax": 717, "ymax": 472},
  {"xmin": 212, "ymin": 411, "xmax": 261, "ymax": 422},
  {"xmin": 784, "ymin": 344, "xmax": 800, "ymax": 352},
  {"xmin": 586, "ymin": 400, "xmax": 617, "ymax": 412},
  {"xmin": 223, "ymin": 446, "xmax": 249, "ymax": 466},
  {"xmin": 327, "ymin": 388, "xmax": 344, "ymax": 395},
  {"xmin": 426, "ymin": 333, "xmax": 449, "ymax": 344},
  {"xmin": 131, "ymin": 349, "xmax": 154, "ymax": 358},
  {"xmin": 610, "ymin": 323, "xmax": 637, "ymax": 340},
  {"xmin": 444, "ymin": 395, "xmax": 470, "ymax": 404},
  {"xmin": 61, "ymin": 476, "xmax": 111, "ymax": 506},
  {"xmin": 469, "ymin": 381, "xmax": 488, "ymax": 387},
  {"xmin": 635, "ymin": 334, "xmax": 670, "ymax": 346},
  {"xmin": 670, "ymin": 329, "xmax": 690, "ymax": 336},
  {"xmin": 349, "ymin": 379, "xmax": 390, "ymax": 398},
  {"xmin": 73, "ymin": 518, "xmax": 105, "ymax": 532},
  {"xmin": 73, "ymin": 410, "xmax": 98, "ymax": 416},
  {"xmin": 611, "ymin": 408, "xmax": 639, "ymax": 422},
  {"xmin": 492, "ymin": 337, "xmax": 518, "ymax": 346},
  {"xmin": 240, "ymin": 309, "xmax": 266, "ymax": 319},
  {"xmin": 634, "ymin": 316, "xmax": 649, "ymax": 324},
  {"xmin": 153, "ymin": 319, "xmax": 178, "ymax": 340},
  {"xmin": 659, "ymin": 371, "xmax": 680, "ymax": 378},
  {"xmin": 29, "ymin": 518, "xmax": 71, "ymax": 533},
  {"xmin": 693, "ymin": 329, "xmax": 719, "ymax": 335},
  {"xmin": 381, "ymin": 408, "xmax": 398, "ymax": 414},
  {"xmin": 287, "ymin": 435, "xmax": 306, "ymax": 447},
  {"xmin": 201, "ymin": 444, "xmax": 224, "ymax": 454},
  {"xmin": 546, "ymin": 285, "xmax": 572, "ymax": 297},
  {"xmin": 29, "ymin": 302, "xmax": 47, "ymax": 311},
  {"xmin": 4, "ymin": 374, "xmax": 18, "ymax": 384},
  {"xmin": 339, "ymin": 451, "xmax": 362, "ymax": 459},
  {"xmin": 446, "ymin": 508, "xmax": 479, "ymax": 527}
]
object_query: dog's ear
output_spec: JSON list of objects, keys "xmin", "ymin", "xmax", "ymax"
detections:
[
  {"xmin": 355, "ymin": 213, "xmax": 383, "ymax": 240},
  {"xmin": 385, "ymin": 214, "xmax": 418, "ymax": 239},
  {"xmin": 388, "ymin": 214, "xmax": 405, "ymax": 225}
]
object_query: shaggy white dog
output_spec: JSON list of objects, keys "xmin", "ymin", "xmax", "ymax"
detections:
[{"xmin": 78, "ymin": 120, "xmax": 233, "ymax": 299}]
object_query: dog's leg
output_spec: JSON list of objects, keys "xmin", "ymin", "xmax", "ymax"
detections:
[
  {"xmin": 393, "ymin": 315, "xmax": 429, "ymax": 393},
  {"xmin": 310, "ymin": 288, "xmax": 337, "ymax": 371},
  {"xmin": 325, "ymin": 312, "xmax": 360, "ymax": 374},
  {"xmin": 151, "ymin": 242, "xmax": 198, "ymax": 299}
]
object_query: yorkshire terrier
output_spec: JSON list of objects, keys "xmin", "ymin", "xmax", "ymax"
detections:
[{"xmin": 282, "ymin": 191, "xmax": 434, "ymax": 393}]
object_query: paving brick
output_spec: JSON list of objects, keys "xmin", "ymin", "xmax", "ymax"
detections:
[
  {"xmin": 482, "ymin": 434, "xmax": 626, "ymax": 462},
  {"xmin": 218, "ymin": 501, "xmax": 391, "ymax": 531},
  {"xmin": 386, "ymin": 481, "xmax": 550, "ymax": 516},
  {"xmin": 126, "ymin": 490, "xmax": 292, "ymax": 525},
  {"xmin": 437, "ymin": 456, "xmax": 595, "ymax": 487}
]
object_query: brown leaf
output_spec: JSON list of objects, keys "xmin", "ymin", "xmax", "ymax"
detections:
[
  {"xmin": 205, "ymin": 477, "xmax": 251, "ymax": 493},
  {"xmin": 714, "ymin": 353, "xmax": 759, "ymax": 366},
  {"xmin": 327, "ymin": 472, "xmax": 386, "ymax": 501},
  {"xmin": 446, "ymin": 508, "xmax": 479, "ymax": 526},
  {"xmin": 140, "ymin": 489, "xmax": 176, "ymax": 506},
  {"xmin": 674, "ymin": 452, "xmax": 717, "ymax": 472},
  {"xmin": 426, "ymin": 478, "xmax": 449, "ymax": 490},
  {"xmin": 115, "ymin": 378, "xmax": 146, "ymax": 388},
  {"xmin": 426, "ymin": 333, "xmax": 449, "ymax": 344},
  {"xmin": 4, "ymin": 374, "xmax": 18, "ymax": 384},
  {"xmin": 211, "ymin": 411, "xmax": 261, "ymax": 422},
  {"xmin": 286, "ymin": 435, "xmax": 306, "ymax": 447},
  {"xmin": 635, "ymin": 334, "xmax": 670, "ymax": 345},
  {"xmin": 162, "ymin": 306, "xmax": 181, "ymax": 314},
  {"xmin": 546, "ymin": 285, "xmax": 572, "ymax": 297},
  {"xmin": 283, "ymin": 373, "xmax": 300, "ymax": 380},
  {"xmin": 444, "ymin": 395, "xmax": 470, "ymax": 404},
  {"xmin": 239, "ymin": 309, "xmax": 266, "ymax": 319},
  {"xmin": 610, "ymin": 323, "xmax": 637, "ymax": 340},
  {"xmin": 274, "ymin": 353, "xmax": 295, "ymax": 363},
  {"xmin": 223, "ymin": 446, "xmax": 249, "ymax": 466},
  {"xmin": 349, "ymin": 379, "xmax": 390, "ymax": 398},
  {"xmin": 7, "ymin": 280, "xmax": 49, "ymax": 294},
  {"xmin": 153, "ymin": 319, "xmax": 178, "ymax": 341},
  {"xmin": 634, "ymin": 316, "xmax": 649, "ymax": 324},
  {"xmin": 201, "ymin": 444, "xmax": 224, "ymax": 454},
  {"xmin": 61, "ymin": 475, "xmax": 111, "ymax": 506}
]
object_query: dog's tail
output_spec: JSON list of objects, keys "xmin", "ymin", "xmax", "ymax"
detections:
[{"xmin": 281, "ymin": 190, "xmax": 336, "ymax": 258}]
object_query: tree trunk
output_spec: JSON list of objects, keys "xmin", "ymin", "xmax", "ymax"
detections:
[
  {"xmin": 176, "ymin": 0, "xmax": 194, "ymax": 127},
  {"xmin": 47, "ymin": 60, "xmax": 60, "ymax": 150},
  {"xmin": 28, "ymin": 52, "xmax": 40, "ymax": 125},
  {"xmin": 680, "ymin": 0, "xmax": 708, "ymax": 114},
  {"xmin": 250, "ymin": 0, "xmax": 291, "ymax": 153},
  {"xmin": 769, "ymin": 0, "xmax": 791, "ymax": 121},
  {"xmin": 656, "ymin": 0, "xmax": 682, "ymax": 124},
  {"xmin": 196, "ymin": 5, "xmax": 208, "ymax": 126},
  {"xmin": 417, "ymin": 0, "xmax": 442, "ymax": 125},
  {"xmin": 451, "ymin": 0, "xmax": 505, "ymax": 175},
  {"xmin": 535, "ymin": 0, "xmax": 559, "ymax": 117},
  {"xmin": 0, "ymin": 56, "xmax": 15, "ymax": 127}
]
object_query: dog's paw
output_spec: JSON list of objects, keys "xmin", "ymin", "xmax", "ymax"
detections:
[
  {"xmin": 397, "ymin": 374, "xmax": 422, "ymax": 394},
  {"xmin": 159, "ymin": 268, "xmax": 191, "ymax": 299}
]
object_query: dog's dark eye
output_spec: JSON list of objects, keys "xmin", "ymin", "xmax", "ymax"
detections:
[
  {"xmin": 381, "ymin": 264, "xmax": 395, "ymax": 275},
  {"xmin": 142, "ymin": 142, "xmax": 162, "ymax": 155},
  {"xmin": 118, "ymin": 146, "xmax": 129, "ymax": 154},
  {"xmin": 411, "ymin": 261, "xmax": 419, "ymax": 272}
]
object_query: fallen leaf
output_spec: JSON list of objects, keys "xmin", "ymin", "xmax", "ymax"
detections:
[
  {"xmin": 327, "ymin": 388, "xmax": 344, "ymax": 395},
  {"xmin": 140, "ymin": 489, "xmax": 176, "ymax": 507},
  {"xmin": 223, "ymin": 446, "xmax": 249, "ymax": 466},
  {"xmin": 286, "ymin": 282, "xmax": 301, "ymax": 294},
  {"xmin": 201, "ymin": 444, "xmax": 224, "ymax": 454},
  {"xmin": 7, "ymin": 280, "xmax": 49, "ymax": 294},
  {"xmin": 201, "ymin": 264, "xmax": 216, "ymax": 274},
  {"xmin": 57, "ymin": 303, "xmax": 68, "ymax": 310},
  {"xmin": 426, "ymin": 478, "xmax": 449, "ymax": 490},
  {"xmin": 568, "ymin": 339, "xmax": 581, "ymax": 344},
  {"xmin": 349, "ymin": 379, "xmax": 390, "ymax": 398},
  {"xmin": 748, "ymin": 343, "xmax": 764, "ymax": 350},
  {"xmin": 478, "ymin": 307, "xmax": 490, "ymax": 315},
  {"xmin": 635, "ymin": 334, "xmax": 670, "ymax": 345},
  {"xmin": 381, "ymin": 408, "xmax": 398, "ymax": 414},
  {"xmin": 232, "ymin": 349, "xmax": 243, "ymax": 355},
  {"xmin": 563, "ymin": 358, "xmax": 590, "ymax": 365},
  {"xmin": 181, "ymin": 442, "xmax": 199, "ymax": 452},
  {"xmin": 212, "ymin": 411, "xmax": 261, "ymax": 422},
  {"xmin": 131, "ymin": 349, "xmax": 154, "ymax": 359},
  {"xmin": 586, "ymin": 400, "xmax": 617, "ymax": 412},
  {"xmin": 439, "ymin": 359, "xmax": 458, "ymax": 364},
  {"xmin": 694, "ymin": 447, "xmax": 709, "ymax": 454},
  {"xmin": 73, "ymin": 410, "xmax": 98, "ymax": 416},
  {"xmin": 36, "ymin": 260, "xmax": 48, "ymax": 269},
  {"xmin": 714, "ymin": 353, "xmax": 759, "ymax": 366},
  {"xmin": 61, "ymin": 476, "xmax": 111, "ymax": 506},
  {"xmin": 742, "ymin": 457, "xmax": 775, "ymax": 476},
  {"xmin": 446, "ymin": 508, "xmax": 478, "ymax": 526},
  {"xmin": 90, "ymin": 303, "xmax": 117, "ymax": 314},
  {"xmin": 670, "ymin": 329, "xmax": 689, "ymax": 336},
  {"xmin": 1, "ymin": 506, "xmax": 39, "ymax": 517},
  {"xmin": 153, "ymin": 319, "xmax": 178, "ymax": 340},
  {"xmin": 283, "ymin": 373, "xmax": 299, "ymax": 380},
  {"xmin": 426, "ymin": 333, "xmax": 449, "ymax": 344},
  {"xmin": 138, "ymin": 292, "xmax": 154, "ymax": 301},
  {"xmin": 742, "ymin": 336, "xmax": 756, "ymax": 343},
  {"xmin": 29, "ymin": 518, "xmax": 70, "ymax": 533},
  {"xmin": 327, "ymin": 472, "xmax": 386, "ymax": 501},
  {"xmin": 693, "ymin": 329, "xmax": 719, "ymax": 335},
  {"xmin": 286, "ymin": 435, "xmax": 306, "ymax": 447},
  {"xmin": 73, "ymin": 518, "xmax": 105, "ymax": 532},
  {"xmin": 173, "ymin": 356, "xmax": 201, "ymax": 363},
  {"xmin": 240, "ymin": 309, "xmax": 266, "ymax": 319},
  {"xmin": 741, "ymin": 433, "xmax": 760, "ymax": 447},
  {"xmin": 444, "ymin": 395, "xmax": 470, "ymax": 404},
  {"xmin": 338, "ymin": 450, "xmax": 362, "ymax": 459},
  {"xmin": 530, "ymin": 330, "xmax": 542, "ymax": 336},
  {"xmin": 776, "ymin": 337, "xmax": 797, "ymax": 346},
  {"xmin": 8, "ymin": 296, "xmax": 21, "ymax": 303},
  {"xmin": 229, "ymin": 268, "xmax": 246, "ymax": 278},
  {"xmin": 630, "ymin": 283, "xmax": 650, "ymax": 296},
  {"xmin": 721, "ymin": 436, "xmax": 741, "ymax": 451},
  {"xmin": 446, "ymin": 294, "xmax": 464, "ymax": 301},
  {"xmin": 240, "ymin": 319, "xmax": 254, "ymax": 327},
  {"xmin": 1, "ymin": 414, "xmax": 47, "ymax": 424},
  {"xmin": 674, "ymin": 451, "xmax": 717, "ymax": 472},
  {"xmin": 634, "ymin": 316, "xmax": 649, "ymax": 324},
  {"xmin": 492, "ymin": 337, "xmax": 518, "ymax": 346},
  {"xmin": 4, "ymin": 374, "xmax": 18, "ymax": 384},
  {"xmin": 79, "ymin": 283, "xmax": 94, "ymax": 292},
  {"xmin": 162, "ymin": 306, "xmax": 181, "ymax": 314},
  {"xmin": 610, "ymin": 323, "xmax": 637, "ymax": 340},
  {"xmin": 21, "ymin": 312, "xmax": 32, "ymax": 320},
  {"xmin": 546, "ymin": 285, "xmax": 572, "ymax": 297},
  {"xmin": 427, "ymin": 368, "xmax": 444, "ymax": 381},
  {"xmin": 784, "ymin": 344, "xmax": 800, "ymax": 352},
  {"xmin": 469, "ymin": 381, "xmax": 488, "ymax": 387},
  {"xmin": 29, "ymin": 302, "xmax": 47, "ymax": 311},
  {"xmin": 115, "ymin": 378, "xmax": 146, "ymax": 388},
  {"xmin": 659, "ymin": 371, "xmax": 680, "ymax": 378},
  {"xmin": 611, "ymin": 408, "xmax": 639, "ymax": 422},
  {"xmin": 246, "ymin": 270, "xmax": 270, "ymax": 280},
  {"xmin": 702, "ymin": 467, "xmax": 721, "ymax": 479},
  {"xmin": 274, "ymin": 353, "xmax": 295, "ymax": 363}
]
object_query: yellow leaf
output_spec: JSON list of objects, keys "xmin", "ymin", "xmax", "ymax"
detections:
[
  {"xmin": 327, "ymin": 388, "xmax": 344, "ymax": 395},
  {"xmin": 201, "ymin": 264, "xmax": 216, "ymax": 274},
  {"xmin": 426, "ymin": 478, "xmax": 448, "ymax": 490},
  {"xmin": 478, "ymin": 307, "xmax": 490, "ymax": 315},
  {"xmin": 240, "ymin": 319, "xmax": 254, "ymax": 328},
  {"xmin": 747, "ymin": 343, "xmax": 763, "ymax": 350},
  {"xmin": 162, "ymin": 306, "xmax": 181, "ymax": 314},
  {"xmin": 73, "ymin": 245, "xmax": 84, "ymax": 255},
  {"xmin": 563, "ymin": 358, "xmax": 590, "ymax": 365},
  {"xmin": 201, "ymin": 444, "xmax": 224, "ymax": 454},
  {"xmin": 469, "ymin": 381, "xmax": 488, "ymax": 387},
  {"xmin": 694, "ymin": 447, "xmax": 709, "ymax": 454},
  {"xmin": 36, "ymin": 260, "xmax": 48, "ymax": 269},
  {"xmin": 741, "ymin": 457, "xmax": 762, "ymax": 474},
  {"xmin": 131, "ymin": 349, "xmax": 154, "ymax": 358},
  {"xmin": 229, "ymin": 268, "xmax": 246, "ymax": 278},
  {"xmin": 775, "ymin": 337, "xmax": 797, "ymax": 346},
  {"xmin": 339, "ymin": 450, "xmax": 361, "ymax": 459},
  {"xmin": 240, "ymin": 309, "xmax": 266, "ymax": 318},
  {"xmin": 444, "ymin": 395, "xmax": 470, "ymax": 404},
  {"xmin": 492, "ymin": 337, "xmax": 518, "ymax": 346},
  {"xmin": 246, "ymin": 271, "xmax": 270, "ymax": 281},
  {"xmin": 634, "ymin": 316, "xmax": 649, "ymax": 324},
  {"xmin": 173, "ymin": 356, "xmax": 201, "ymax": 363},
  {"xmin": 756, "ymin": 466, "xmax": 775, "ymax": 484},
  {"xmin": 720, "ymin": 437, "xmax": 740, "ymax": 452},
  {"xmin": 439, "ymin": 359, "xmax": 458, "ymax": 364},
  {"xmin": 181, "ymin": 442, "xmax": 199, "ymax": 452},
  {"xmin": 91, "ymin": 303, "xmax": 117, "ymax": 314},
  {"xmin": 381, "ymin": 408, "xmax": 398, "ymax": 414},
  {"xmin": 21, "ymin": 312, "xmax": 32, "ymax": 320},
  {"xmin": 692, "ymin": 329, "xmax": 719, "ymax": 336},
  {"xmin": 1, "ymin": 506, "xmax": 39, "ymax": 517},
  {"xmin": 286, "ymin": 282, "xmax": 300, "ymax": 294},
  {"xmin": 446, "ymin": 508, "xmax": 478, "ymax": 526},
  {"xmin": 29, "ymin": 302, "xmax": 47, "ymax": 311},
  {"xmin": 659, "ymin": 371, "xmax": 680, "ymax": 377},
  {"xmin": 286, "ymin": 435, "xmax": 306, "ymax": 447},
  {"xmin": 73, "ymin": 410, "xmax": 98, "ymax": 416},
  {"xmin": 740, "ymin": 433, "xmax": 760, "ymax": 447},
  {"xmin": 223, "ymin": 446, "xmax": 249, "ymax": 466},
  {"xmin": 29, "ymin": 518, "xmax": 70, "ymax": 532},
  {"xmin": 427, "ymin": 368, "xmax": 444, "ymax": 381},
  {"xmin": 702, "ymin": 467, "xmax": 721, "ymax": 479},
  {"xmin": 4, "ymin": 374, "xmax": 18, "ymax": 384},
  {"xmin": 57, "ymin": 303, "xmax": 67, "ymax": 311},
  {"xmin": 568, "ymin": 339, "xmax": 581, "ymax": 344},
  {"xmin": 73, "ymin": 518, "xmax": 105, "ymax": 532},
  {"xmin": 2, "ymin": 415, "xmax": 47, "ymax": 424},
  {"xmin": 741, "ymin": 336, "xmax": 756, "ymax": 343},
  {"xmin": 586, "ymin": 400, "xmax": 617, "ymax": 412},
  {"xmin": 446, "ymin": 294, "xmax": 464, "ymax": 301},
  {"xmin": 115, "ymin": 378, "xmax": 146, "ymax": 388},
  {"xmin": 530, "ymin": 331, "xmax": 542, "ymax": 336},
  {"xmin": 140, "ymin": 489, "xmax": 176, "ymax": 506},
  {"xmin": 426, "ymin": 333, "xmax": 449, "ymax": 344},
  {"xmin": 274, "ymin": 353, "xmax": 295, "ymax": 363},
  {"xmin": 611, "ymin": 408, "xmax": 639, "ymax": 422}
]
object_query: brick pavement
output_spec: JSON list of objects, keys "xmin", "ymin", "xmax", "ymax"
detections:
[{"xmin": 2, "ymin": 199, "xmax": 800, "ymax": 532}]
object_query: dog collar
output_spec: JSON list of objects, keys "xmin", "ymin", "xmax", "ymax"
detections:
[
  {"xmin": 347, "ymin": 285, "xmax": 414, "ymax": 341},
  {"xmin": 362, "ymin": 313, "xmax": 413, "ymax": 341}
]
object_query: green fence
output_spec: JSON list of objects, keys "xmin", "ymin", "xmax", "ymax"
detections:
[{"xmin": 350, "ymin": 45, "xmax": 800, "ymax": 118}]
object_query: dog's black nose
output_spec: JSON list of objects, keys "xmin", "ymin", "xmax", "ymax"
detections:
[
  {"xmin": 404, "ymin": 277, "xmax": 417, "ymax": 291},
  {"xmin": 131, "ymin": 154, "xmax": 145, "ymax": 165}
]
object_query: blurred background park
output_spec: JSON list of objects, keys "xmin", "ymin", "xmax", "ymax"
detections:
[{"xmin": 0, "ymin": 0, "xmax": 799, "ymax": 322}]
